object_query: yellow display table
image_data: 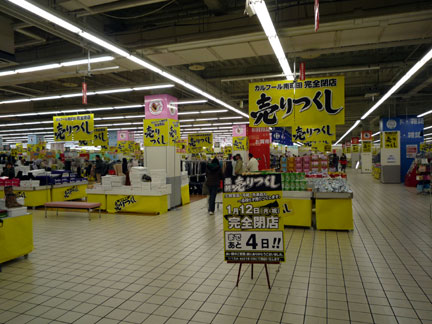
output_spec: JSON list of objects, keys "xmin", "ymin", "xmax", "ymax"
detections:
[
  {"xmin": 315, "ymin": 193, "xmax": 353, "ymax": 230},
  {"xmin": 106, "ymin": 193, "xmax": 169, "ymax": 214},
  {"xmin": 181, "ymin": 184, "xmax": 190, "ymax": 205},
  {"xmin": 0, "ymin": 186, "xmax": 51, "ymax": 208},
  {"xmin": 87, "ymin": 194, "xmax": 107, "ymax": 210},
  {"xmin": 281, "ymin": 191, "xmax": 313, "ymax": 227},
  {"xmin": 0, "ymin": 214, "xmax": 33, "ymax": 271},
  {"xmin": 51, "ymin": 183, "xmax": 87, "ymax": 201}
]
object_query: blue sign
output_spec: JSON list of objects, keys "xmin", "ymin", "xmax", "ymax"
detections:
[
  {"xmin": 108, "ymin": 130, "xmax": 118, "ymax": 147},
  {"xmin": 271, "ymin": 128, "xmax": 292, "ymax": 146}
]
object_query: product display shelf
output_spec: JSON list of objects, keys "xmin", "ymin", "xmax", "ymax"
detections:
[
  {"xmin": 315, "ymin": 191, "xmax": 354, "ymax": 230},
  {"xmin": 281, "ymin": 190, "xmax": 313, "ymax": 227},
  {"xmin": 105, "ymin": 188, "xmax": 171, "ymax": 215},
  {"xmin": 0, "ymin": 213, "xmax": 33, "ymax": 271},
  {"xmin": 0, "ymin": 186, "xmax": 51, "ymax": 208},
  {"xmin": 51, "ymin": 181, "xmax": 88, "ymax": 202}
]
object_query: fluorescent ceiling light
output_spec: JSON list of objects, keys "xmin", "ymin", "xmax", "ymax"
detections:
[
  {"xmin": 424, "ymin": 133, "xmax": 432, "ymax": 137},
  {"xmin": 114, "ymin": 104, "xmax": 144, "ymax": 109},
  {"xmin": 418, "ymin": 110, "xmax": 432, "ymax": 118},
  {"xmin": 361, "ymin": 48, "xmax": 432, "ymax": 120},
  {"xmin": 248, "ymin": 0, "xmax": 293, "ymax": 80},
  {"xmin": 178, "ymin": 112, "xmax": 199, "ymax": 115},
  {"xmin": 7, "ymin": 0, "xmax": 248, "ymax": 119},
  {"xmin": 180, "ymin": 119, "xmax": 195, "ymax": 122},
  {"xmin": 335, "ymin": 120, "xmax": 361, "ymax": 145},
  {"xmin": 87, "ymin": 107, "xmax": 114, "ymax": 111},
  {"xmin": 196, "ymin": 118, "xmax": 218, "ymax": 121},
  {"xmin": 220, "ymin": 116, "xmax": 243, "ymax": 120},
  {"xmin": 373, "ymin": 140, "xmax": 380, "ymax": 143},
  {"xmin": 177, "ymin": 100, "xmax": 208, "ymax": 105},
  {"xmin": 0, "ymin": 84, "xmax": 172, "ymax": 105},
  {"xmin": 200, "ymin": 109, "xmax": 228, "ymax": 114},
  {"xmin": 17, "ymin": 63, "xmax": 61, "ymax": 73},
  {"xmin": 425, "ymin": 125, "xmax": 432, "ymax": 130},
  {"xmin": 372, "ymin": 131, "xmax": 380, "ymax": 137},
  {"xmin": 233, "ymin": 122, "xmax": 249, "ymax": 124}
]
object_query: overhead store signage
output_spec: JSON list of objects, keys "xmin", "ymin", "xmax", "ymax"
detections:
[
  {"xmin": 144, "ymin": 119, "xmax": 169, "ymax": 146},
  {"xmin": 248, "ymin": 76, "xmax": 345, "ymax": 127},
  {"xmin": 361, "ymin": 131, "xmax": 372, "ymax": 141},
  {"xmin": 352, "ymin": 145, "xmax": 359, "ymax": 153},
  {"xmin": 176, "ymin": 139, "xmax": 187, "ymax": 153},
  {"xmin": 188, "ymin": 133, "xmax": 213, "ymax": 148},
  {"xmin": 272, "ymin": 127, "xmax": 292, "ymax": 146},
  {"xmin": 292, "ymin": 124, "xmax": 335, "ymax": 143},
  {"xmin": 53, "ymin": 114, "xmax": 94, "ymax": 141},
  {"xmin": 233, "ymin": 137, "xmax": 248, "ymax": 151},
  {"xmin": 224, "ymin": 146, "xmax": 232, "ymax": 155},
  {"xmin": 168, "ymin": 120, "xmax": 180, "ymax": 146},
  {"xmin": 351, "ymin": 137, "xmax": 360, "ymax": 145},
  {"xmin": 117, "ymin": 141, "xmax": 135, "ymax": 154},
  {"xmin": 223, "ymin": 174, "xmax": 285, "ymax": 263},
  {"xmin": 93, "ymin": 127, "xmax": 108, "ymax": 146}
]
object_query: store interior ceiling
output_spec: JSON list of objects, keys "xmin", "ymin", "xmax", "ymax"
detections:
[{"xmin": 0, "ymin": 0, "xmax": 431, "ymax": 143}]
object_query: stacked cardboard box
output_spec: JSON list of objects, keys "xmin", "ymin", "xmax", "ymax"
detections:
[
  {"xmin": 150, "ymin": 169, "xmax": 167, "ymax": 190},
  {"xmin": 101, "ymin": 175, "xmax": 126, "ymax": 191},
  {"xmin": 130, "ymin": 167, "xmax": 151, "ymax": 191}
]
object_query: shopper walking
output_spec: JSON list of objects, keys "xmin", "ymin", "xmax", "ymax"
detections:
[
  {"xmin": 95, "ymin": 155, "xmax": 104, "ymax": 183},
  {"xmin": 333, "ymin": 154, "xmax": 339, "ymax": 172},
  {"xmin": 234, "ymin": 154, "xmax": 244, "ymax": 175},
  {"xmin": 340, "ymin": 153, "xmax": 347, "ymax": 172},
  {"xmin": 122, "ymin": 158, "xmax": 131, "ymax": 186},
  {"xmin": 246, "ymin": 153, "xmax": 259, "ymax": 172},
  {"xmin": 205, "ymin": 157, "xmax": 223, "ymax": 215}
]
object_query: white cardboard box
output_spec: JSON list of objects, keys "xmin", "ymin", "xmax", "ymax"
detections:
[{"xmin": 7, "ymin": 207, "xmax": 28, "ymax": 217}]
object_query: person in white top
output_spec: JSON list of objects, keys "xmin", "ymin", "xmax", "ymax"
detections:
[{"xmin": 246, "ymin": 153, "xmax": 259, "ymax": 172}]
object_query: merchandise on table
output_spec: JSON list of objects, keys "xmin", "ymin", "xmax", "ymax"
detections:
[{"xmin": 310, "ymin": 178, "xmax": 353, "ymax": 193}]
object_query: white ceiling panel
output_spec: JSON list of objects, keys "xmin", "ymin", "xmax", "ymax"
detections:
[
  {"xmin": 250, "ymin": 40, "xmax": 274, "ymax": 56},
  {"xmin": 60, "ymin": 0, "xmax": 118, "ymax": 11},
  {"xmin": 211, "ymin": 43, "xmax": 256, "ymax": 60},
  {"xmin": 381, "ymin": 21, "xmax": 432, "ymax": 42},
  {"xmin": 147, "ymin": 53, "xmax": 187, "ymax": 66},
  {"xmin": 339, "ymin": 26, "xmax": 382, "ymax": 47},
  {"xmin": 176, "ymin": 48, "xmax": 219, "ymax": 63}
]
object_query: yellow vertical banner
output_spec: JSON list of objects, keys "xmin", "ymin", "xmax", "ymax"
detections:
[
  {"xmin": 362, "ymin": 141, "xmax": 372, "ymax": 153},
  {"xmin": 224, "ymin": 146, "xmax": 232, "ymax": 155},
  {"xmin": 352, "ymin": 145, "xmax": 359, "ymax": 153},
  {"xmin": 144, "ymin": 119, "xmax": 169, "ymax": 146},
  {"xmin": 233, "ymin": 137, "xmax": 248, "ymax": 151},
  {"xmin": 93, "ymin": 127, "xmax": 108, "ymax": 146},
  {"xmin": 384, "ymin": 132, "xmax": 398, "ymax": 149},
  {"xmin": 223, "ymin": 174, "xmax": 285, "ymax": 263},
  {"xmin": 53, "ymin": 114, "xmax": 94, "ymax": 141},
  {"xmin": 168, "ymin": 120, "xmax": 180, "ymax": 146}
]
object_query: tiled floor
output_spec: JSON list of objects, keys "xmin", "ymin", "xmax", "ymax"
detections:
[{"xmin": 1, "ymin": 171, "xmax": 432, "ymax": 324}]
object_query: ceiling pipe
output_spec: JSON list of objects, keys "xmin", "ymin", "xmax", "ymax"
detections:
[
  {"xmin": 14, "ymin": 26, "xmax": 46, "ymax": 48},
  {"xmin": 75, "ymin": 0, "xmax": 170, "ymax": 17},
  {"xmin": 220, "ymin": 65, "xmax": 381, "ymax": 82}
]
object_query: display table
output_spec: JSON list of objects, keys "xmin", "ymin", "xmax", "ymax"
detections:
[
  {"xmin": 281, "ymin": 191, "xmax": 313, "ymax": 227},
  {"xmin": 51, "ymin": 182, "xmax": 88, "ymax": 202},
  {"xmin": 0, "ymin": 214, "xmax": 33, "ymax": 271},
  {"xmin": 0, "ymin": 186, "xmax": 51, "ymax": 208},
  {"xmin": 181, "ymin": 184, "xmax": 190, "ymax": 205},
  {"xmin": 87, "ymin": 193, "xmax": 107, "ymax": 210},
  {"xmin": 106, "ymin": 190, "xmax": 170, "ymax": 214},
  {"xmin": 315, "ymin": 192, "xmax": 353, "ymax": 230}
]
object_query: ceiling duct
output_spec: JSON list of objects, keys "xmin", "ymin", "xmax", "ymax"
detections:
[{"xmin": 203, "ymin": 0, "xmax": 229, "ymax": 15}]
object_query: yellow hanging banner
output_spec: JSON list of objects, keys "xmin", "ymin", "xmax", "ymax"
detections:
[
  {"xmin": 249, "ymin": 76, "xmax": 345, "ymax": 127},
  {"xmin": 362, "ymin": 141, "xmax": 372, "ymax": 153},
  {"xmin": 144, "ymin": 119, "xmax": 169, "ymax": 146},
  {"xmin": 233, "ymin": 137, "xmax": 248, "ymax": 151},
  {"xmin": 117, "ymin": 141, "xmax": 135, "ymax": 154},
  {"xmin": 188, "ymin": 133, "xmax": 213, "ymax": 149},
  {"xmin": 352, "ymin": 145, "xmax": 359, "ymax": 153},
  {"xmin": 384, "ymin": 131, "xmax": 398, "ymax": 149},
  {"xmin": 168, "ymin": 120, "xmax": 180, "ymax": 146},
  {"xmin": 93, "ymin": 127, "xmax": 108, "ymax": 146},
  {"xmin": 292, "ymin": 124, "xmax": 336, "ymax": 143},
  {"xmin": 224, "ymin": 145, "xmax": 232, "ymax": 155},
  {"xmin": 176, "ymin": 139, "xmax": 187, "ymax": 153},
  {"xmin": 53, "ymin": 114, "xmax": 94, "ymax": 141}
]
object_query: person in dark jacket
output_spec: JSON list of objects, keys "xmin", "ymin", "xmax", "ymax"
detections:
[
  {"xmin": 95, "ymin": 155, "xmax": 104, "ymax": 183},
  {"xmin": 1, "ymin": 162, "xmax": 15, "ymax": 179},
  {"xmin": 206, "ymin": 157, "xmax": 223, "ymax": 215},
  {"xmin": 122, "ymin": 158, "xmax": 131, "ymax": 186},
  {"xmin": 224, "ymin": 154, "xmax": 233, "ymax": 178}
]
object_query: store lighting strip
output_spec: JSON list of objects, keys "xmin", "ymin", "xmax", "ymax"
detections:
[
  {"xmin": 0, "ymin": 56, "xmax": 114, "ymax": 77},
  {"xmin": 0, "ymin": 84, "xmax": 173, "ymax": 106},
  {"xmin": 248, "ymin": 0, "xmax": 293, "ymax": 80},
  {"xmin": 6, "ymin": 0, "xmax": 248, "ymax": 118},
  {"xmin": 418, "ymin": 110, "xmax": 432, "ymax": 118},
  {"xmin": 372, "ymin": 131, "xmax": 380, "ymax": 137},
  {"xmin": 334, "ymin": 120, "xmax": 361, "ymax": 145}
]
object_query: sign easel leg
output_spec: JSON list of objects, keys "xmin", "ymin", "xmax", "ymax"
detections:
[
  {"xmin": 236, "ymin": 263, "xmax": 242, "ymax": 287},
  {"xmin": 264, "ymin": 264, "xmax": 271, "ymax": 289}
]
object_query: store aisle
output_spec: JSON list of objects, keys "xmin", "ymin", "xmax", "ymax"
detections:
[{"xmin": 0, "ymin": 172, "xmax": 431, "ymax": 324}]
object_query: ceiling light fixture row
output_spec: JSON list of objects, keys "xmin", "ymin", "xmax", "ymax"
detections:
[{"xmin": 6, "ymin": 0, "xmax": 248, "ymax": 118}]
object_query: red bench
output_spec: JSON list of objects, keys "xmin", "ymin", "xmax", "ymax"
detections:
[{"xmin": 44, "ymin": 201, "xmax": 101, "ymax": 220}]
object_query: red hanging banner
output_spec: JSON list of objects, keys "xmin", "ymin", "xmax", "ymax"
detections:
[
  {"xmin": 299, "ymin": 62, "xmax": 306, "ymax": 81},
  {"xmin": 82, "ymin": 82, "xmax": 87, "ymax": 105},
  {"xmin": 314, "ymin": 0, "xmax": 319, "ymax": 32}
]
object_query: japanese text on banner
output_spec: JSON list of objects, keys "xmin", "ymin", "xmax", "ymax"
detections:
[
  {"xmin": 384, "ymin": 132, "xmax": 398, "ymax": 149},
  {"xmin": 144, "ymin": 119, "xmax": 169, "ymax": 146},
  {"xmin": 292, "ymin": 124, "xmax": 336, "ymax": 142},
  {"xmin": 93, "ymin": 127, "xmax": 108, "ymax": 146},
  {"xmin": 223, "ymin": 174, "xmax": 285, "ymax": 263},
  {"xmin": 188, "ymin": 133, "xmax": 213, "ymax": 148},
  {"xmin": 233, "ymin": 137, "xmax": 248, "ymax": 151},
  {"xmin": 168, "ymin": 120, "xmax": 180, "ymax": 145},
  {"xmin": 249, "ymin": 76, "xmax": 345, "ymax": 127},
  {"xmin": 362, "ymin": 141, "xmax": 372, "ymax": 153},
  {"xmin": 53, "ymin": 114, "xmax": 94, "ymax": 141}
]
